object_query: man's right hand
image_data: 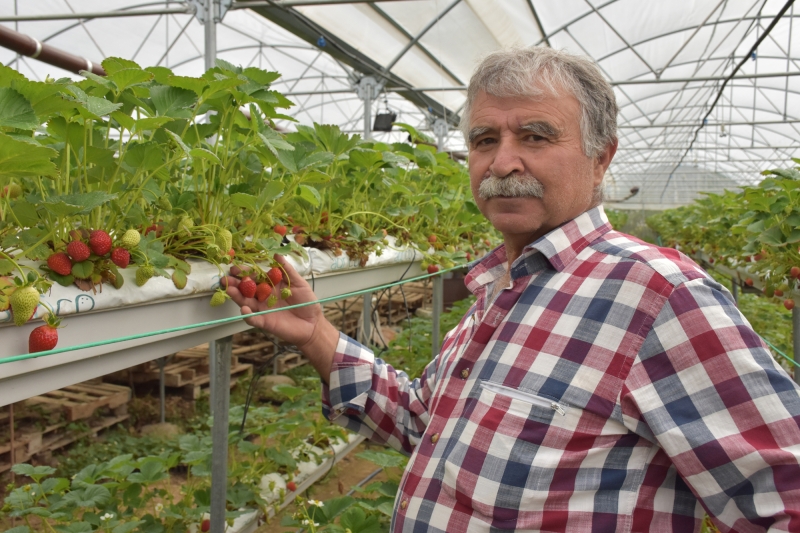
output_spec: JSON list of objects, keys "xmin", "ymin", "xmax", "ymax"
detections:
[{"xmin": 224, "ymin": 254, "xmax": 338, "ymax": 382}]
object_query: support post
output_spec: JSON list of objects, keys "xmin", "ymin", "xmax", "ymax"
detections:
[
  {"xmin": 210, "ymin": 335, "xmax": 233, "ymax": 533},
  {"xmin": 732, "ymin": 281, "xmax": 739, "ymax": 306},
  {"xmin": 794, "ymin": 307, "xmax": 800, "ymax": 386},
  {"xmin": 432, "ymin": 275, "xmax": 443, "ymax": 357},
  {"xmin": 432, "ymin": 118, "xmax": 448, "ymax": 152},
  {"xmin": 158, "ymin": 357, "xmax": 166, "ymax": 424},
  {"xmin": 9, "ymin": 404, "xmax": 14, "ymax": 484},
  {"xmin": 356, "ymin": 76, "xmax": 381, "ymax": 141},
  {"xmin": 362, "ymin": 293, "xmax": 372, "ymax": 346},
  {"xmin": 204, "ymin": 0, "xmax": 217, "ymax": 71}
]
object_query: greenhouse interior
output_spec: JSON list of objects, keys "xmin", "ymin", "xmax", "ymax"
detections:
[{"xmin": 0, "ymin": 1, "xmax": 798, "ymax": 532}]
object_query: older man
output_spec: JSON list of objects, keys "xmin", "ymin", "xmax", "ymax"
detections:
[{"xmin": 227, "ymin": 48, "xmax": 800, "ymax": 532}]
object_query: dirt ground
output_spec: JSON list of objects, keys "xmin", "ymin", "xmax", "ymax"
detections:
[{"xmin": 256, "ymin": 441, "xmax": 388, "ymax": 533}]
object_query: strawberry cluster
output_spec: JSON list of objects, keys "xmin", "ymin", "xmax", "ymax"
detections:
[{"xmin": 217, "ymin": 264, "xmax": 290, "ymax": 308}]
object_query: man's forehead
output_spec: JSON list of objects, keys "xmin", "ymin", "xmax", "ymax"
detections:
[{"xmin": 468, "ymin": 92, "xmax": 578, "ymax": 127}]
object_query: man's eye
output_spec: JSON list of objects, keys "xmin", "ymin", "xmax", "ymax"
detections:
[
  {"xmin": 475, "ymin": 137, "xmax": 495, "ymax": 146},
  {"xmin": 527, "ymin": 134, "xmax": 545, "ymax": 142}
]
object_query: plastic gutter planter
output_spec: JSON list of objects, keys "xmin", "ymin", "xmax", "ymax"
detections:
[{"xmin": 0, "ymin": 254, "xmax": 433, "ymax": 533}]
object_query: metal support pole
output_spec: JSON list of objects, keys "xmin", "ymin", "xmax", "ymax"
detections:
[
  {"xmin": 432, "ymin": 118, "xmax": 448, "ymax": 152},
  {"xmin": 158, "ymin": 357, "xmax": 166, "ymax": 424},
  {"xmin": 363, "ymin": 84, "xmax": 372, "ymax": 140},
  {"xmin": 204, "ymin": 0, "xmax": 217, "ymax": 71},
  {"xmin": 210, "ymin": 335, "xmax": 233, "ymax": 533},
  {"xmin": 9, "ymin": 404, "xmax": 15, "ymax": 484},
  {"xmin": 432, "ymin": 275, "xmax": 443, "ymax": 357},
  {"xmin": 356, "ymin": 76, "xmax": 381, "ymax": 141},
  {"xmin": 732, "ymin": 282, "xmax": 739, "ymax": 306},
  {"xmin": 208, "ymin": 344, "xmax": 216, "ymax": 415},
  {"xmin": 362, "ymin": 293, "xmax": 372, "ymax": 346},
  {"xmin": 793, "ymin": 307, "xmax": 800, "ymax": 386}
]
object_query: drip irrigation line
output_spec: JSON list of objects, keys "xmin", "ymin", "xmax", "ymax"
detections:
[
  {"xmin": 0, "ymin": 264, "xmax": 462, "ymax": 364},
  {"xmin": 659, "ymin": 0, "xmax": 796, "ymax": 199}
]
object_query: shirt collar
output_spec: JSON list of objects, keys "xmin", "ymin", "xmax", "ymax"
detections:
[{"xmin": 465, "ymin": 205, "xmax": 612, "ymax": 294}]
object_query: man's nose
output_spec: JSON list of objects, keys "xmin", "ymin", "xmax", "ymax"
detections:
[{"xmin": 488, "ymin": 138, "xmax": 524, "ymax": 177}]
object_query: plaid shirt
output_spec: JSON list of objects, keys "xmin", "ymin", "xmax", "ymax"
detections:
[{"xmin": 322, "ymin": 206, "xmax": 800, "ymax": 532}]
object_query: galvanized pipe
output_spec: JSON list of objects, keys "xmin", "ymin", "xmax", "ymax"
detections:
[
  {"xmin": 794, "ymin": 307, "xmax": 800, "ymax": 386},
  {"xmin": 210, "ymin": 335, "xmax": 233, "ymax": 533},
  {"xmin": 362, "ymin": 293, "xmax": 372, "ymax": 345},
  {"xmin": 0, "ymin": 24, "xmax": 106, "ymax": 76},
  {"xmin": 0, "ymin": 7, "xmax": 193, "ymax": 22},
  {"xmin": 432, "ymin": 276, "xmax": 443, "ymax": 357}
]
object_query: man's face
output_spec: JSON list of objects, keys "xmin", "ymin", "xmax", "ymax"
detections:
[{"xmin": 467, "ymin": 90, "xmax": 616, "ymax": 247}]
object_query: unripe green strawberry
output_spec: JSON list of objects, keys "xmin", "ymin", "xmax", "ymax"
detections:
[
  {"xmin": 11, "ymin": 286, "xmax": 39, "ymax": 326},
  {"xmin": 210, "ymin": 289, "xmax": 229, "ymax": 307},
  {"xmin": 266, "ymin": 294, "xmax": 278, "ymax": 307},
  {"xmin": 121, "ymin": 229, "xmax": 141, "ymax": 249},
  {"xmin": 157, "ymin": 197, "xmax": 172, "ymax": 211},
  {"xmin": 135, "ymin": 265, "xmax": 155, "ymax": 287},
  {"xmin": 215, "ymin": 229, "xmax": 233, "ymax": 252},
  {"xmin": 280, "ymin": 287, "xmax": 292, "ymax": 300},
  {"xmin": 179, "ymin": 217, "xmax": 194, "ymax": 231}
]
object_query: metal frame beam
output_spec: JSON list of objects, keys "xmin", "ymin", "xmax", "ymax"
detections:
[
  {"xmin": 0, "ymin": 7, "xmax": 193, "ymax": 22},
  {"xmin": 247, "ymin": 2, "xmax": 463, "ymax": 126}
]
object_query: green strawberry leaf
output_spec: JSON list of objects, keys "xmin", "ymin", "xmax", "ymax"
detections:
[
  {"xmin": 0, "ymin": 132, "xmax": 58, "ymax": 177},
  {"xmin": 0, "ymin": 88, "xmax": 39, "ymax": 130},
  {"xmin": 71, "ymin": 261, "xmax": 94, "ymax": 280},
  {"xmin": 48, "ymin": 271, "xmax": 75, "ymax": 287}
]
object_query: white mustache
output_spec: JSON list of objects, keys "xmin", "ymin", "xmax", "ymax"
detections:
[{"xmin": 478, "ymin": 174, "xmax": 545, "ymax": 200}]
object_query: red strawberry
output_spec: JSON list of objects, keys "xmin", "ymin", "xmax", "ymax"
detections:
[
  {"xmin": 774, "ymin": 289, "xmax": 784, "ymax": 297},
  {"xmin": 66, "ymin": 241, "xmax": 91, "ymax": 262},
  {"xmin": 427, "ymin": 264, "xmax": 440, "ymax": 274},
  {"xmin": 228, "ymin": 248, "xmax": 235, "ymax": 259},
  {"xmin": 428, "ymin": 235, "xmax": 437, "ymax": 243},
  {"xmin": 286, "ymin": 481, "xmax": 297, "ymax": 492},
  {"xmin": 745, "ymin": 278, "xmax": 753, "ymax": 287},
  {"xmin": 47, "ymin": 252, "xmax": 73, "ymax": 276},
  {"xmin": 89, "ymin": 230, "xmax": 112, "ymax": 256},
  {"xmin": 785, "ymin": 299, "xmax": 796, "ymax": 311},
  {"xmin": 791, "ymin": 266, "xmax": 800, "ymax": 279},
  {"xmin": 144, "ymin": 224, "xmax": 163, "ymax": 237},
  {"xmin": 292, "ymin": 225, "xmax": 304, "ymax": 235},
  {"xmin": 29, "ymin": 323, "xmax": 59, "ymax": 353},
  {"xmin": 201, "ymin": 518, "xmax": 210, "ymax": 532},
  {"xmin": 255, "ymin": 282, "xmax": 272, "ymax": 302},
  {"xmin": 111, "ymin": 247, "xmax": 130, "ymax": 269},
  {"xmin": 273, "ymin": 224, "xmax": 287, "ymax": 237},
  {"xmin": 267, "ymin": 267, "xmax": 283, "ymax": 286},
  {"xmin": 239, "ymin": 277, "xmax": 257, "ymax": 298}
]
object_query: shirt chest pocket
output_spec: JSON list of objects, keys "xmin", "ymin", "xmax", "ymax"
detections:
[{"xmin": 437, "ymin": 380, "xmax": 647, "ymax": 529}]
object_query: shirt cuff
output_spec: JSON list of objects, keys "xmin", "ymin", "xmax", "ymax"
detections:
[{"xmin": 321, "ymin": 332, "xmax": 375, "ymax": 420}]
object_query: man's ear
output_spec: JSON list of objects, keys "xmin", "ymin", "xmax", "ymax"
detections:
[{"xmin": 593, "ymin": 139, "xmax": 618, "ymax": 184}]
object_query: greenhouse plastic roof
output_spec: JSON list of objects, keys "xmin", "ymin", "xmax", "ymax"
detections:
[{"xmin": 2, "ymin": 0, "xmax": 799, "ymax": 209}]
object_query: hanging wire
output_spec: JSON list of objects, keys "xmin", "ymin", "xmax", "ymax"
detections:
[{"xmin": 659, "ymin": 0, "xmax": 797, "ymax": 198}]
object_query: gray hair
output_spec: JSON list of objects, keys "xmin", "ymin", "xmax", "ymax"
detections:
[{"xmin": 460, "ymin": 47, "xmax": 618, "ymax": 159}]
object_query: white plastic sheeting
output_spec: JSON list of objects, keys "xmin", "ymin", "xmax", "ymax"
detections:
[{"xmin": 2, "ymin": 0, "xmax": 799, "ymax": 207}]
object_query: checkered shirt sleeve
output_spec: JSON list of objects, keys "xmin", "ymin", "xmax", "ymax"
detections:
[
  {"xmin": 321, "ymin": 331, "xmax": 438, "ymax": 454},
  {"xmin": 624, "ymin": 276, "xmax": 800, "ymax": 532}
]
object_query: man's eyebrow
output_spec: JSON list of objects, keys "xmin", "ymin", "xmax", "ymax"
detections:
[
  {"xmin": 520, "ymin": 121, "xmax": 560, "ymax": 137},
  {"xmin": 467, "ymin": 126, "xmax": 492, "ymax": 144}
]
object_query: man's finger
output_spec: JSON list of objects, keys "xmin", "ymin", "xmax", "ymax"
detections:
[{"xmin": 274, "ymin": 254, "xmax": 308, "ymax": 289}]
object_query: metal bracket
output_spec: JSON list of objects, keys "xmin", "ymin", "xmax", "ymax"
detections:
[
  {"xmin": 188, "ymin": 0, "xmax": 232, "ymax": 23},
  {"xmin": 432, "ymin": 118, "xmax": 448, "ymax": 138},
  {"xmin": 354, "ymin": 76, "xmax": 383, "ymax": 101}
]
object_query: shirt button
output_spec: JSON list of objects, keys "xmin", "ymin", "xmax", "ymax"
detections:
[
  {"xmin": 431, "ymin": 433, "xmax": 439, "ymax": 444},
  {"xmin": 400, "ymin": 500, "xmax": 408, "ymax": 510},
  {"xmin": 460, "ymin": 368, "xmax": 470, "ymax": 379}
]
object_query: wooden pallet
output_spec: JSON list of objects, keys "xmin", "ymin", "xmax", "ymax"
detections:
[
  {"xmin": 181, "ymin": 361, "xmax": 254, "ymax": 400},
  {"xmin": 274, "ymin": 351, "xmax": 308, "ymax": 374},
  {"xmin": 0, "ymin": 381, "xmax": 130, "ymax": 424},
  {"xmin": 0, "ymin": 412, "xmax": 129, "ymax": 474}
]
